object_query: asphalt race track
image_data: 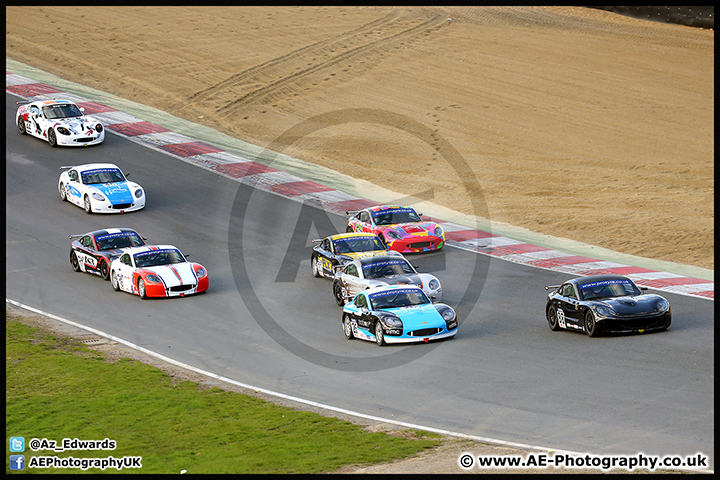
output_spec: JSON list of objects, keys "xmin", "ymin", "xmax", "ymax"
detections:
[{"xmin": 5, "ymin": 92, "xmax": 714, "ymax": 467}]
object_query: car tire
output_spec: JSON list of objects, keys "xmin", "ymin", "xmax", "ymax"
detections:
[
  {"xmin": 333, "ymin": 281, "xmax": 346, "ymax": 306},
  {"xmin": 138, "ymin": 278, "xmax": 147, "ymax": 299},
  {"xmin": 375, "ymin": 322, "xmax": 386, "ymax": 346},
  {"xmin": 83, "ymin": 195, "xmax": 93, "ymax": 214},
  {"xmin": 17, "ymin": 116, "xmax": 27, "ymax": 135},
  {"xmin": 546, "ymin": 306, "xmax": 561, "ymax": 331},
  {"xmin": 59, "ymin": 183, "xmax": 67, "ymax": 201},
  {"xmin": 70, "ymin": 251, "xmax": 80, "ymax": 272},
  {"xmin": 48, "ymin": 129, "xmax": 58, "ymax": 147},
  {"xmin": 111, "ymin": 270, "xmax": 120, "ymax": 291},
  {"xmin": 100, "ymin": 260, "xmax": 110, "ymax": 281},
  {"xmin": 343, "ymin": 314, "xmax": 355, "ymax": 340},
  {"xmin": 311, "ymin": 255, "xmax": 322, "ymax": 278},
  {"xmin": 584, "ymin": 310, "xmax": 598, "ymax": 337}
]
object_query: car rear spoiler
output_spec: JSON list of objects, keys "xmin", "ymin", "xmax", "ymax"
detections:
[
  {"xmin": 345, "ymin": 210, "xmax": 361, "ymax": 215},
  {"xmin": 59, "ymin": 166, "xmax": 73, "ymax": 170},
  {"xmin": 68, "ymin": 234, "xmax": 84, "ymax": 239},
  {"xmin": 544, "ymin": 285, "xmax": 560, "ymax": 290},
  {"xmin": 311, "ymin": 239, "xmax": 322, "ymax": 243}
]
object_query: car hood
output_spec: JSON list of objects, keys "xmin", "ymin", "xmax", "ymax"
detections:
[
  {"xmin": 143, "ymin": 263, "xmax": 197, "ymax": 287},
  {"xmin": 381, "ymin": 223, "xmax": 435, "ymax": 236},
  {"xmin": 92, "ymin": 182, "xmax": 135, "ymax": 204},
  {"xmin": 56, "ymin": 116, "xmax": 100, "ymax": 133},
  {"xmin": 382, "ymin": 304, "xmax": 444, "ymax": 328},
  {"xmin": 590, "ymin": 295, "xmax": 666, "ymax": 316},
  {"xmin": 368, "ymin": 274, "xmax": 422, "ymax": 288}
]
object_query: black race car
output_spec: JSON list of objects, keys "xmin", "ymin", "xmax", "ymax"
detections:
[
  {"xmin": 69, "ymin": 228, "xmax": 146, "ymax": 280},
  {"xmin": 310, "ymin": 232, "xmax": 400, "ymax": 279},
  {"xmin": 545, "ymin": 274, "xmax": 671, "ymax": 337}
]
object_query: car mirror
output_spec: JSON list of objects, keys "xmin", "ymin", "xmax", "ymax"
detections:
[{"xmin": 639, "ymin": 286, "xmax": 648, "ymax": 292}]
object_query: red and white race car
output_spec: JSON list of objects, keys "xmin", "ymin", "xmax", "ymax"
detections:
[
  {"xmin": 110, "ymin": 245, "xmax": 209, "ymax": 299},
  {"xmin": 346, "ymin": 205, "xmax": 445, "ymax": 253},
  {"xmin": 16, "ymin": 98, "xmax": 104, "ymax": 147}
]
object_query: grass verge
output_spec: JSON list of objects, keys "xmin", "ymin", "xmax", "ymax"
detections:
[{"xmin": 6, "ymin": 314, "xmax": 440, "ymax": 474}]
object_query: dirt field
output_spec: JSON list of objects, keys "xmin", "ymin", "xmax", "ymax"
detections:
[{"xmin": 5, "ymin": 6, "xmax": 714, "ymax": 270}]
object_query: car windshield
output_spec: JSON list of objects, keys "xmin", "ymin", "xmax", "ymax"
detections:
[
  {"xmin": 333, "ymin": 236, "xmax": 385, "ymax": 254},
  {"xmin": 372, "ymin": 207, "xmax": 421, "ymax": 226},
  {"xmin": 369, "ymin": 288, "xmax": 431, "ymax": 309},
  {"xmin": 362, "ymin": 259, "xmax": 414, "ymax": 278},
  {"xmin": 42, "ymin": 103, "xmax": 83, "ymax": 119},
  {"xmin": 578, "ymin": 279, "xmax": 642, "ymax": 300},
  {"xmin": 134, "ymin": 249, "xmax": 185, "ymax": 268},
  {"xmin": 81, "ymin": 168, "xmax": 126, "ymax": 185},
  {"xmin": 95, "ymin": 232, "xmax": 145, "ymax": 251}
]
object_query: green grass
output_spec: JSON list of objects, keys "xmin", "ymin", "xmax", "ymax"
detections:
[{"xmin": 6, "ymin": 316, "xmax": 440, "ymax": 474}]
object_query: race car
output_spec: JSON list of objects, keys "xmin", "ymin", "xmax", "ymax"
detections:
[
  {"xmin": 110, "ymin": 245, "xmax": 209, "ymax": 299},
  {"xmin": 69, "ymin": 228, "xmax": 147, "ymax": 280},
  {"xmin": 346, "ymin": 205, "xmax": 444, "ymax": 253},
  {"xmin": 342, "ymin": 285, "xmax": 458, "ymax": 346},
  {"xmin": 544, "ymin": 274, "xmax": 671, "ymax": 337},
  {"xmin": 58, "ymin": 163, "xmax": 146, "ymax": 214},
  {"xmin": 16, "ymin": 98, "xmax": 104, "ymax": 147},
  {"xmin": 332, "ymin": 255, "xmax": 442, "ymax": 306},
  {"xmin": 311, "ymin": 232, "xmax": 403, "ymax": 279}
]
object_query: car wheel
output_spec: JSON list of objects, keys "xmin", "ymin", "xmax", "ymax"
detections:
[
  {"xmin": 311, "ymin": 255, "xmax": 322, "ymax": 278},
  {"xmin": 17, "ymin": 116, "xmax": 27, "ymax": 135},
  {"xmin": 138, "ymin": 278, "xmax": 147, "ymax": 299},
  {"xmin": 343, "ymin": 314, "xmax": 355, "ymax": 340},
  {"xmin": 546, "ymin": 306, "xmax": 561, "ymax": 331},
  {"xmin": 111, "ymin": 270, "xmax": 120, "ymax": 291},
  {"xmin": 100, "ymin": 260, "xmax": 110, "ymax": 281},
  {"xmin": 374, "ymin": 322, "xmax": 386, "ymax": 346},
  {"xmin": 584, "ymin": 310, "xmax": 598, "ymax": 337},
  {"xmin": 59, "ymin": 183, "xmax": 67, "ymax": 201},
  {"xmin": 48, "ymin": 129, "xmax": 58, "ymax": 147},
  {"xmin": 70, "ymin": 251, "xmax": 80, "ymax": 272},
  {"xmin": 333, "ymin": 282, "xmax": 346, "ymax": 306},
  {"xmin": 83, "ymin": 195, "xmax": 93, "ymax": 214}
]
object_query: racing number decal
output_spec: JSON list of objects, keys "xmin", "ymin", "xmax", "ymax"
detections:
[
  {"xmin": 557, "ymin": 308, "xmax": 566, "ymax": 329},
  {"xmin": 322, "ymin": 257, "xmax": 332, "ymax": 271}
]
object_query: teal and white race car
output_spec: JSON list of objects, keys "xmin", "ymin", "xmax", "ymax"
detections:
[
  {"xmin": 341, "ymin": 285, "xmax": 458, "ymax": 346},
  {"xmin": 58, "ymin": 163, "xmax": 146, "ymax": 214}
]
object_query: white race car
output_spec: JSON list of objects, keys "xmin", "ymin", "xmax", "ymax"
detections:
[
  {"xmin": 58, "ymin": 163, "xmax": 146, "ymax": 214},
  {"xmin": 16, "ymin": 99, "xmax": 105, "ymax": 147},
  {"xmin": 110, "ymin": 245, "xmax": 209, "ymax": 299}
]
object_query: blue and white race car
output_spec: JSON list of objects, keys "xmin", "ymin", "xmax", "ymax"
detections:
[
  {"xmin": 58, "ymin": 163, "xmax": 146, "ymax": 214},
  {"xmin": 341, "ymin": 285, "xmax": 458, "ymax": 346}
]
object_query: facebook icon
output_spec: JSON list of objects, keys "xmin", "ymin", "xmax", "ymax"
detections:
[{"xmin": 10, "ymin": 454, "xmax": 25, "ymax": 470}]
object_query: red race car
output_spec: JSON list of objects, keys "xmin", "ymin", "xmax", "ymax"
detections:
[{"xmin": 346, "ymin": 205, "xmax": 444, "ymax": 253}]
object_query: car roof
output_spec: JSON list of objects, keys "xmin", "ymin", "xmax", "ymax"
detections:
[
  {"xmin": 573, "ymin": 274, "xmax": 631, "ymax": 286},
  {"xmin": 38, "ymin": 99, "xmax": 77, "ymax": 107},
  {"xmin": 328, "ymin": 232, "xmax": 380, "ymax": 240},
  {"xmin": 89, "ymin": 227, "xmax": 140, "ymax": 237},
  {"xmin": 122, "ymin": 245, "xmax": 179, "ymax": 255},
  {"xmin": 357, "ymin": 255, "xmax": 408, "ymax": 265},
  {"xmin": 73, "ymin": 163, "xmax": 121, "ymax": 172},
  {"xmin": 368, "ymin": 205, "xmax": 413, "ymax": 213},
  {"xmin": 363, "ymin": 284, "xmax": 424, "ymax": 295}
]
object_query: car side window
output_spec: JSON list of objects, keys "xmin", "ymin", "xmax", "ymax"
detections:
[
  {"xmin": 121, "ymin": 254, "xmax": 131, "ymax": 266},
  {"xmin": 82, "ymin": 236, "xmax": 94, "ymax": 248},
  {"xmin": 359, "ymin": 211, "xmax": 370, "ymax": 223},
  {"xmin": 355, "ymin": 294, "xmax": 367, "ymax": 309},
  {"xmin": 345, "ymin": 264, "xmax": 358, "ymax": 277},
  {"xmin": 29, "ymin": 105, "xmax": 40, "ymax": 115},
  {"xmin": 322, "ymin": 239, "xmax": 332, "ymax": 252},
  {"xmin": 561, "ymin": 283, "xmax": 577, "ymax": 300}
]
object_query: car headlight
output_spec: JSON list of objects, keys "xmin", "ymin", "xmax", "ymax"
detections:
[
  {"xmin": 95, "ymin": 124, "xmax": 103, "ymax": 133},
  {"xmin": 134, "ymin": 188, "xmax": 144, "ymax": 198},
  {"xmin": 145, "ymin": 274, "xmax": 162, "ymax": 283},
  {"xmin": 385, "ymin": 230, "xmax": 402, "ymax": 240},
  {"xmin": 428, "ymin": 279, "xmax": 440, "ymax": 290},
  {"xmin": 195, "ymin": 267, "xmax": 207, "ymax": 278},
  {"xmin": 595, "ymin": 305, "xmax": 615, "ymax": 317},
  {"xmin": 379, "ymin": 313, "xmax": 403, "ymax": 328},
  {"xmin": 91, "ymin": 192, "xmax": 106, "ymax": 201},
  {"xmin": 434, "ymin": 225, "xmax": 444, "ymax": 237},
  {"xmin": 56, "ymin": 126, "xmax": 71, "ymax": 135},
  {"xmin": 656, "ymin": 299, "xmax": 669, "ymax": 313}
]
